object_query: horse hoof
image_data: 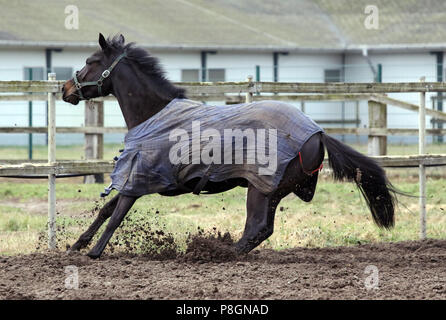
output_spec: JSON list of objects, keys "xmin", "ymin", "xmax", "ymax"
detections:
[
  {"xmin": 86, "ymin": 251, "xmax": 101, "ymax": 259},
  {"xmin": 66, "ymin": 244, "xmax": 77, "ymax": 255},
  {"xmin": 233, "ymin": 243, "xmax": 250, "ymax": 255},
  {"xmin": 67, "ymin": 244, "xmax": 80, "ymax": 252}
]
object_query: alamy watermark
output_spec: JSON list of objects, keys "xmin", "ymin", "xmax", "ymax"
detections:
[
  {"xmin": 64, "ymin": 265, "xmax": 79, "ymax": 290},
  {"xmin": 364, "ymin": 265, "xmax": 379, "ymax": 290},
  {"xmin": 64, "ymin": 5, "xmax": 79, "ymax": 30},
  {"xmin": 169, "ymin": 121, "xmax": 278, "ymax": 175},
  {"xmin": 364, "ymin": 5, "xmax": 379, "ymax": 30}
]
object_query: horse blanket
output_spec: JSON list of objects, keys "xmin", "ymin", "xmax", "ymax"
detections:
[{"xmin": 104, "ymin": 98, "xmax": 323, "ymax": 197}]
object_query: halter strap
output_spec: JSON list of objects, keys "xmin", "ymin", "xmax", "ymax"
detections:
[
  {"xmin": 299, "ymin": 151, "xmax": 323, "ymax": 176},
  {"xmin": 74, "ymin": 51, "xmax": 127, "ymax": 100}
]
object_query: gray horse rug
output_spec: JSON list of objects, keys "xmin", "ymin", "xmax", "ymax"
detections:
[{"xmin": 103, "ymin": 98, "xmax": 323, "ymax": 197}]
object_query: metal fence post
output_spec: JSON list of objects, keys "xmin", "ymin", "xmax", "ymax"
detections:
[
  {"xmin": 28, "ymin": 68, "xmax": 33, "ymax": 160},
  {"xmin": 47, "ymin": 73, "xmax": 57, "ymax": 249},
  {"xmin": 245, "ymin": 75, "xmax": 253, "ymax": 103},
  {"xmin": 419, "ymin": 77, "xmax": 427, "ymax": 240}
]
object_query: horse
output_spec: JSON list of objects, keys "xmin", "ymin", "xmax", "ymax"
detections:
[{"xmin": 62, "ymin": 34, "xmax": 397, "ymax": 259}]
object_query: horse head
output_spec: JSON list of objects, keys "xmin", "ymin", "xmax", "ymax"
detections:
[{"xmin": 62, "ymin": 33, "xmax": 126, "ymax": 105}]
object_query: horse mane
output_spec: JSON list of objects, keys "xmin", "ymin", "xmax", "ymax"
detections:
[{"xmin": 106, "ymin": 35, "xmax": 186, "ymax": 99}]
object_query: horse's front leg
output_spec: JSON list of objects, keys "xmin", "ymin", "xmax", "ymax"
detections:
[
  {"xmin": 69, "ymin": 194, "xmax": 120, "ymax": 252},
  {"xmin": 235, "ymin": 185, "xmax": 281, "ymax": 254},
  {"xmin": 87, "ymin": 194, "xmax": 138, "ymax": 259}
]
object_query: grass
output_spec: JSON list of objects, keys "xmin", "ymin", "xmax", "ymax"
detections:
[
  {"xmin": 0, "ymin": 143, "xmax": 445, "ymax": 255},
  {"xmin": 0, "ymin": 173, "xmax": 445, "ymax": 256}
]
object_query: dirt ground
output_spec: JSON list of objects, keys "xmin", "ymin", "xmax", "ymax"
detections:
[{"xmin": 1, "ymin": 236, "xmax": 446, "ymax": 300}]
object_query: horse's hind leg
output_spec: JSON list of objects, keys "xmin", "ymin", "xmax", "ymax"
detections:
[
  {"xmin": 87, "ymin": 194, "xmax": 138, "ymax": 259},
  {"xmin": 235, "ymin": 185, "xmax": 281, "ymax": 254},
  {"xmin": 69, "ymin": 194, "xmax": 120, "ymax": 252}
]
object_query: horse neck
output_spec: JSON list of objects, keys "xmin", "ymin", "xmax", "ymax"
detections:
[{"xmin": 111, "ymin": 70, "xmax": 174, "ymax": 130}]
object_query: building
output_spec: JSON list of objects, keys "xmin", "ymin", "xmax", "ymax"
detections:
[{"xmin": 1, "ymin": 0, "xmax": 445, "ymax": 145}]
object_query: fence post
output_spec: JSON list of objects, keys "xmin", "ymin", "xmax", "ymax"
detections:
[
  {"xmin": 245, "ymin": 75, "xmax": 253, "ymax": 103},
  {"xmin": 367, "ymin": 99, "xmax": 387, "ymax": 156},
  {"xmin": 84, "ymin": 100, "xmax": 104, "ymax": 183},
  {"xmin": 355, "ymin": 100, "xmax": 360, "ymax": 144},
  {"xmin": 47, "ymin": 73, "xmax": 57, "ymax": 249},
  {"xmin": 96, "ymin": 101, "xmax": 104, "ymax": 183},
  {"xmin": 419, "ymin": 77, "xmax": 427, "ymax": 240},
  {"xmin": 28, "ymin": 68, "xmax": 33, "ymax": 160}
]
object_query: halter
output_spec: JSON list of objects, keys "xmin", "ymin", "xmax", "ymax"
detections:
[
  {"xmin": 73, "ymin": 51, "xmax": 127, "ymax": 100},
  {"xmin": 299, "ymin": 151, "xmax": 323, "ymax": 176}
]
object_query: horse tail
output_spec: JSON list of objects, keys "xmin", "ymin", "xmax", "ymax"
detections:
[{"xmin": 320, "ymin": 133, "xmax": 396, "ymax": 229}]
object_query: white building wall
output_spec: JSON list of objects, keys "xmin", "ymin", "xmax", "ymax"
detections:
[
  {"xmin": 279, "ymin": 53, "xmax": 343, "ymax": 82},
  {"xmin": 0, "ymin": 49, "xmax": 204, "ymax": 146},
  {"xmin": 52, "ymin": 49, "xmax": 92, "ymax": 129},
  {"xmin": 280, "ymin": 53, "xmax": 345, "ymax": 124},
  {"xmin": 205, "ymin": 51, "xmax": 273, "ymax": 107},
  {"xmin": 206, "ymin": 52, "xmax": 273, "ymax": 82},
  {"xmin": 0, "ymin": 47, "xmax": 441, "ymax": 146},
  {"xmin": 155, "ymin": 50, "xmax": 202, "ymax": 81},
  {"xmin": 0, "ymin": 48, "xmax": 48, "ymax": 145},
  {"xmin": 345, "ymin": 52, "xmax": 438, "ymax": 144}
]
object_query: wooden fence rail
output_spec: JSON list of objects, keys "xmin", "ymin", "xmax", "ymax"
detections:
[
  {"xmin": 1, "ymin": 154, "xmax": 445, "ymax": 177},
  {"xmin": 4, "ymin": 80, "xmax": 446, "ymax": 94},
  {"xmin": 2, "ymin": 82, "xmax": 446, "ymax": 163},
  {"xmin": 2, "ymin": 126, "xmax": 446, "ymax": 136}
]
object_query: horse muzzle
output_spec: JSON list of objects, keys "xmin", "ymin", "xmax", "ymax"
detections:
[{"xmin": 62, "ymin": 79, "xmax": 80, "ymax": 105}]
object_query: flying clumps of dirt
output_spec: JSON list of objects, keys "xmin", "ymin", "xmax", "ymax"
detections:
[
  {"xmin": 180, "ymin": 228, "xmax": 238, "ymax": 263},
  {"xmin": 106, "ymin": 211, "xmax": 240, "ymax": 263},
  {"xmin": 36, "ymin": 204, "xmax": 241, "ymax": 263},
  {"xmin": 110, "ymin": 225, "xmax": 240, "ymax": 263}
]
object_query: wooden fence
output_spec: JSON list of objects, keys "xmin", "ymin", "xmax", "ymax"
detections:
[{"xmin": 1, "ymin": 76, "xmax": 446, "ymax": 247}]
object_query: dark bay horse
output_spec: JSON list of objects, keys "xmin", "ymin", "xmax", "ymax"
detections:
[{"xmin": 62, "ymin": 34, "xmax": 397, "ymax": 259}]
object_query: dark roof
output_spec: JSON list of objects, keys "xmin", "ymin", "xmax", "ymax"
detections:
[{"xmin": 1, "ymin": 0, "xmax": 446, "ymax": 51}]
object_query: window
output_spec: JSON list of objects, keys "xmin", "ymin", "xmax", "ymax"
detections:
[
  {"xmin": 54, "ymin": 67, "xmax": 74, "ymax": 80},
  {"xmin": 324, "ymin": 69, "xmax": 341, "ymax": 82},
  {"xmin": 181, "ymin": 69, "xmax": 199, "ymax": 82},
  {"xmin": 24, "ymin": 67, "xmax": 44, "ymax": 80},
  {"xmin": 208, "ymin": 68, "xmax": 225, "ymax": 82}
]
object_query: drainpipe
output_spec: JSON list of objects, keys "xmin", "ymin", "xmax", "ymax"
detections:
[
  {"xmin": 256, "ymin": 65, "xmax": 261, "ymax": 96},
  {"xmin": 341, "ymin": 53, "xmax": 346, "ymax": 142},
  {"xmin": 27, "ymin": 68, "xmax": 33, "ymax": 159},
  {"xmin": 200, "ymin": 51, "xmax": 217, "ymax": 82},
  {"xmin": 273, "ymin": 52, "xmax": 289, "ymax": 82},
  {"xmin": 361, "ymin": 47, "xmax": 378, "ymax": 81},
  {"xmin": 200, "ymin": 51, "xmax": 207, "ymax": 82},
  {"xmin": 273, "ymin": 52, "xmax": 279, "ymax": 82},
  {"xmin": 376, "ymin": 63, "xmax": 382, "ymax": 83},
  {"xmin": 431, "ymin": 51, "xmax": 444, "ymax": 143}
]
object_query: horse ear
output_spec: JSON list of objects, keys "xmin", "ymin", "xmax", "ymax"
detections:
[
  {"xmin": 119, "ymin": 34, "xmax": 125, "ymax": 45},
  {"xmin": 99, "ymin": 33, "xmax": 107, "ymax": 51}
]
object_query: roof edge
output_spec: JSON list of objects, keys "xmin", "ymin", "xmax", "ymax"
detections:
[
  {"xmin": 348, "ymin": 43, "xmax": 446, "ymax": 53},
  {"xmin": 1, "ymin": 40, "xmax": 446, "ymax": 54},
  {"xmin": 0, "ymin": 40, "xmax": 343, "ymax": 53}
]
